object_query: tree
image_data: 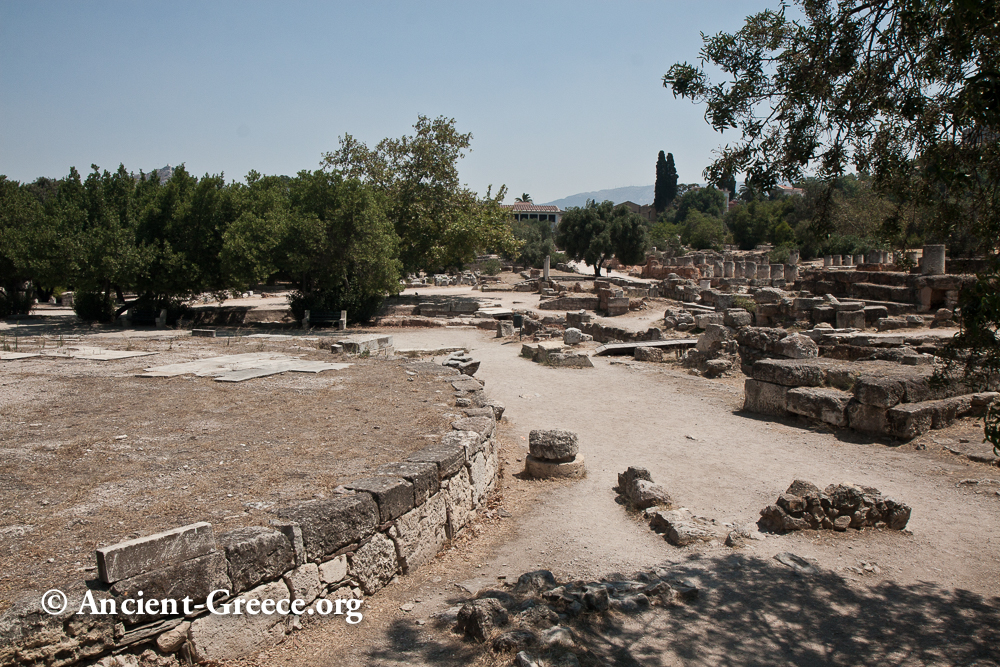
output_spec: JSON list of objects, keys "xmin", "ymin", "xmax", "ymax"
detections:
[
  {"xmin": 322, "ymin": 115, "xmax": 517, "ymax": 273},
  {"xmin": 663, "ymin": 0, "xmax": 1000, "ymax": 446},
  {"xmin": 719, "ymin": 172, "xmax": 736, "ymax": 196},
  {"xmin": 556, "ymin": 200, "xmax": 648, "ymax": 276},
  {"xmin": 515, "ymin": 193, "xmax": 533, "ymax": 203},
  {"xmin": 654, "ymin": 151, "xmax": 679, "ymax": 213}
]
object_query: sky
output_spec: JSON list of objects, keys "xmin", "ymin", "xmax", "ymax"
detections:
[{"xmin": 0, "ymin": 1, "xmax": 776, "ymax": 204}]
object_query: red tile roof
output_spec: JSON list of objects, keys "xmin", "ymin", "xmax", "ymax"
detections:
[{"xmin": 503, "ymin": 203, "xmax": 561, "ymax": 212}]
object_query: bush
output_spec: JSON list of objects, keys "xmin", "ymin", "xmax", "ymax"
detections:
[
  {"xmin": 481, "ymin": 258, "xmax": 502, "ymax": 275},
  {"xmin": 289, "ymin": 287, "xmax": 385, "ymax": 325},
  {"xmin": 73, "ymin": 290, "xmax": 115, "ymax": 322}
]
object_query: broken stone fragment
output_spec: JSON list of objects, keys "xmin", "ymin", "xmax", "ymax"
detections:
[
  {"xmin": 456, "ymin": 598, "xmax": 509, "ymax": 642},
  {"xmin": 528, "ymin": 429, "xmax": 579, "ymax": 461}
]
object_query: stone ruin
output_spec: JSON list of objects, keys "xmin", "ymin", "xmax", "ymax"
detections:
[
  {"xmin": 442, "ymin": 350, "xmax": 480, "ymax": 376},
  {"xmin": 449, "ymin": 567, "xmax": 698, "ymax": 666},
  {"xmin": 0, "ymin": 365, "xmax": 505, "ymax": 667},
  {"xmin": 524, "ymin": 430, "xmax": 586, "ymax": 479},
  {"xmin": 759, "ymin": 480, "xmax": 912, "ymax": 533}
]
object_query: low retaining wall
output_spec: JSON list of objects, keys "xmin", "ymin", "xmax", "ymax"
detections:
[{"xmin": 0, "ymin": 373, "xmax": 503, "ymax": 667}]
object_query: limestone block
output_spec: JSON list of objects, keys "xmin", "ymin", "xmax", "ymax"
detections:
[
  {"xmin": 375, "ymin": 461, "xmax": 440, "ymax": 505},
  {"xmin": 389, "ymin": 492, "xmax": 448, "ymax": 573},
  {"xmin": 750, "ymin": 359, "xmax": 829, "ymax": 387},
  {"xmin": 529, "ymin": 429, "xmax": 579, "ymax": 460},
  {"xmin": 0, "ymin": 582, "xmax": 115, "ymax": 667},
  {"xmin": 96, "ymin": 521, "xmax": 215, "ymax": 584},
  {"xmin": 743, "ymin": 379, "xmax": 789, "ymax": 417},
  {"xmin": 189, "ymin": 580, "xmax": 289, "ymax": 662},
  {"xmin": 846, "ymin": 402, "xmax": 890, "ymax": 435},
  {"xmin": 625, "ymin": 479, "xmax": 673, "ymax": 509},
  {"xmin": 836, "ymin": 309, "xmax": 865, "ymax": 330},
  {"xmin": 634, "ymin": 347, "xmax": 663, "ymax": 362},
  {"xmin": 546, "ymin": 352, "xmax": 594, "ymax": 368},
  {"xmin": 786, "ymin": 387, "xmax": 852, "ymax": 426},
  {"xmin": 281, "ymin": 563, "xmax": 321, "ymax": 606},
  {"xmin": 344, "ymin": 477, "xmax": 415, "ymax": 523},
  {"xmin": 497, "ymin": 320, "xmax": 515, "ymax": 337},
  {"xmin": 853, "ymin": 375, "xmax": 906, "ymax": 408},
  {"xmin": 407, "ymin": 442, "xmax": 467, "ymax": 480},
  {"xmin": 110, "ymin": 551, "xmax": 231, "ymax": 624},
  {"xmin": 775, "ymin": 333, "xmax": 819, "ymax": 359},
  {"xmin": 348, "ymin": 533, "xmax": 398, "ymax": 595},
  {"xmin": 467, "ymin": 451, "xmax": 491, "ymax": 506},
  {"xmin": 451, "ymin": 416, "xmax": 495, "ymax": 443},
  {"xmin": 694, "ymin": 313, "xmax": 724, "ymax": 328},
  {"xmin": 648, "ymin": 509, "xmax": 722, "ymax": 546},
  {"xmin": 563, "ymin": 328, "xmax": 593, "ymax": 345},
  {"xmin": 218, "ymin": 526, "xmax": 295, "ymax": 596},
  {"xmin": 523, "ymin": 454, "xmax": 586, "ymax": 479},
  {"xmin": 319, "ymin": 555, "xmax": 348, "ymax": 585},
  {"xmin": 887, "ymin": 395, "xmax": 973, "ymax": 439},
  {"xmin": 724, "ymin": 308, "xmax": 753, "ymax": 328},
  {"xmin": 452, "ymin": 377, "xmax": 484, "ymax": 392},
  {"xmin": 274, "ymin": 494, "xmax": 379, "ymax": 561},
  {"xmin": 443, "ymin": 467, "xmax": 476, "ymax": 537},
  {"xmin": 696, "ymin": 324, "xmax": 733, "ymax": 354}
]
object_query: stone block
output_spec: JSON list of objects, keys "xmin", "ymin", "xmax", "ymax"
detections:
[
  {"xmin": 375, "ymin": 461, "xmax": 440, "ymax": 505},
  {"xmin": 853, "ymin": 375, "xmax": 906, "ymax": 408},
  {"xmin": 344, "ymin": 477, "xmax": 415, "ymax": 523},
  {"xmin": 775, "ymin": 333, "xmax": 819, "ymax": 359},
  {"xmin": 467, "ymin": 451, "xmax": 491, "ymax": 505},
  {"xmin": 452, "ymin": 377, "xmax": 484, "ymax": 392},
  {"xmin": 564, "ymin": 327, "xmax": 593, "ymax": 345},
  {"xmin": 340, "ymin": 334, "xmax": 393, "ymax": 354},
  {"xmin": 786, "ymin": 387, "xmax": 852, "ymax": 426},
  {"xmin": 349, "ymin": 533, "xmax": 398, "ymax": 595},
  {"xmin": 319, "ymin": 555, "xmax": 348, "ymax": 585},
  {"xmin": 648, "ymin": 509, "xmax": 721, "ymax": 546},
  {"xmin": 218, "ymin": 526, "xmax": 295, "ymax": 596},
  {"xmin": 110, "ymin": 551, "xmax": 231, "ymax": 624},
  {"xmin": 546, "ymin": 352, "xmax": 594, "ymax": 368},
  {"xmin": 283, "ymin": 562, "xmax": 321, "ymax": 606},
  {"xmin": 451, "ymin": 416, "xmax": 495, "ymax": 443},
  {"xmin": 497, "ymin": 320, "xmax": 515, "ymax": 337},
  {"xmin": 96, "ymin": 521, "xmax": 216, "ymax": 584},
  {"xmin": 443, "ymin": 467, "xmax": 476, "ymax": 537},
  {"xmin": 724, "ymin": 309, "xmax": 753, "ymax": 328},
  {"xmin": 846, "ymin": 402, "xmax": 890, "ymax": 435},
  {"xmin": 887, "ymin": 395, "xmax": 974, "ymax": 439},
  {"xmin": 524, "ymin": 454, "xmax": 586, "ymax": 479},
  {"xmin": 0, "ymin": 582, "xmax": 115, "ymax": 667},
  {"xmin": 634, "ymin": 346, "xmax": 663, "ymax": 362},
  {"xmin": 836, "ymin": 309, "xmax": 865, "ymax": 330},
  {"xmin": 407, "ymin": 442, "xmax": 467, "ymax": 480},
  {"xmin": 529, "ymin": 429, "xmax": 579, "ymax": 461},
  {"xmin": 389, "ymin": 492, "xmax": 448, "ymax": 573},
  {"xmin": 694, "ymin": 313, "xmax": 724, "ymax": 328},
  {"xmin": 750, "ymin": 358, "xmax": 829, "ymax": 387},
  {"xmin": 189, "ymin": 580, "xmax": 289, "ymax": 662},
  {"xmin": 192, "ymin": 329, "xmax": 216, "ymax": 337},
  {"xmin": 743, "ymin": 379, "xmax": 789, "ymax": 417},
  {"xmin": 274, "ymin": 494, "xmax": 379, "ymax": 561}
]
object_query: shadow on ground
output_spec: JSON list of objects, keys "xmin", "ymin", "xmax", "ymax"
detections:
[{"xmin": 361, "ymin": 552, "xmax": 1000, "ymax": 667}]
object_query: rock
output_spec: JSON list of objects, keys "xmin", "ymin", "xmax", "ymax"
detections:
[
  {"xmin": 516, "ymin": 603, "xmax": 560, "ymax": 628},
  {"xmin": 513, "ymin": 570, "xmax": 559, "ymax": 596},
  {"xmin": 155, "ymin": 620, "xmax": 191, "ymax": 653},
  {"xmin": 539, "ymin": 625, "xmax": 576, "ymax": 648},
  {"xmin": 374, "ymin": 461, "xmax": 440, "ymax": 505},
  {"xmin": 563, "ymin": 328, "xmax": 593, "ymax": 345},
  {"xmin": 458, "ymin": 360, "xmax": 481, "ymax": 376},
  {"xmin": 649, "ymin": 509, "xmax": 721, "ymax": 546},
  {"xmin": 348, "ymin": 533, "xmax": 398, "ymax": 595},
  {"xmin": 704, "ymin": 358, "xmax": 733, "ymax": 378},
  {"xmin": 634, "ymin": 346, "xmax": 664, "ymax": 362},
  {"xmin": 753, "ymin": 287, "xmax": 785, "ymax": 304},
  {"xmin": 456, "ymin": 598, "xmax": 509, "ymax": 642},
  {"xmin": 389, "ymin": 492, "xmax": 448, "ymax": 573},
  {"xmin": 407, "ymin": 441, "xmax": 467, "ymax": 480},
  {"xmin": 609, "ymin": 593, "xmax": 650, "ymax": 613},
  {"xmin": 774, "ymin": 552, "xmax": 818, "ymax": 575},
  {"xmin": 617, "ymin": 466, "xmax": 652, "ymax": 491},
  {"xmin": 218, "ymin": 526, "xmax": 295, "ymax": 596},
  {"xmin": 524, "ymin": 454, "xmax": 586, "ymax": 479},
  {"xmin": 625, "ymin": 479, "xmax": 673, "ymax": 510},
  {"xmin": 696, "ymin": 324, "xmax": 734, "ymax": 354},
  {"xmin": 546, "ymin": 352, "xmax": 594, "ymax": 368},
  {"xmin": 833, "ymin": 516, "xmax": 851, "ymax": 531},
  {"xmin": 786, "ymin": 480, "xmax": 821, "ymax": 497},
  {"xmin": 743, "ymin": 379, "xmax": 789, "ymax": 417},
  {"xmin": 515, "ymin": 651, "xmax": 540, "ymax": 667},
  {"xmin": 724, "ymin": 308, "xmax": 753, "ymax": 328},
  {"xmin": 493, "ymin": 629, "xmax": 538, "ymax": 652},
  {"xmin": 485, "ymin": 399, "xmax": 506, "ymax": 420},
  {"xmin": 775, "ymin": 333, "xmax": 819, "ymax": 359},
  {"xmin": 785, "ymin": 386, "xmax": 852, "ymax": 426},
  {"xmin": 582, "ymin": 585, "xmax": 610, "ymax": 611},
  {"xmin": 528, "ymin": 429, "xmax": 579, "ymax": 461},
  {"xmin": 497, "ymin": 320, "xmax": 515, "ymax": 337},
  {"xmin": 318, "ymin": 554, "xmax": 348, "ymax": 585}
]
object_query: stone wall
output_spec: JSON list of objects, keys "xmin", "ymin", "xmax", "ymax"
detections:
[{"xmin": 0, "ymin": 373, "xmax": 504, "ymax": 667}]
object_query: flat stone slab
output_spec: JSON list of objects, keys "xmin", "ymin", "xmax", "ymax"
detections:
[
  {"xmin": 451, "ymin": 377, "xmax": 484, "ymax": 392},
  {"xmin": 340, "ymin": 334, "xmax": 393, "ymax": 354},
  {"xmin": 141, "ymin": 353, "xmax": 350, "ymax": 381},
  {"xmin": 0, "ymin": 352, "xmax": 41, "ymax": 360},
  {"xmin": 41, "ymin": 347, "xmax": 159, "ymax": 360},
  {"xmin": 96, "ymin": 521, "xmax": 216, "ymax": 584},
  {"xmin": 476, "ymin": 307, "xmax": 514, "ymax": 318},
  {"xmin": 396, "ymin": 347, "xmax": 467, "ymax": 358},
  {"xmin": 594, "ymin": 339, "xmax": 697, "ymax": 356}
]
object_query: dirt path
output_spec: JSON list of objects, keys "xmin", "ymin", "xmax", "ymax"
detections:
[{"xmin": 237, "ymin": 325, "xmax": 1000, "ymax": 667}]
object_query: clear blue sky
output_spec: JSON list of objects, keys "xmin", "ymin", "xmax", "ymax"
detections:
[{"xmin": 1, "ymin": 1, "xmax": 774, "ymax": 204}]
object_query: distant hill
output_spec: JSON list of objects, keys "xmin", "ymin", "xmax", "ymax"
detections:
[{"xmin": 543, "ymin": 185, "xmax": 655, "ymax": 209}]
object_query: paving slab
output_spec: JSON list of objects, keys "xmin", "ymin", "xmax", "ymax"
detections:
[{"xmin": 594, "ymin": 339, "xmax": 698, "ymax": 356}]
